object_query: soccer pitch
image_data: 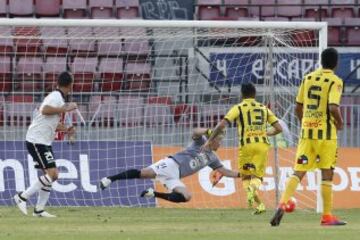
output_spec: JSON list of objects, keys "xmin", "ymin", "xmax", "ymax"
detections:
[{"xmin": 0, "ymin": 207, "xmax": 359, "ymax": 240}]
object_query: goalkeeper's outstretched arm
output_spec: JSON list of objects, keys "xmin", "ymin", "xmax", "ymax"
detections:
[{"xmin": 217, "ymin": 167, "xmax": 241, "ymax": 178}]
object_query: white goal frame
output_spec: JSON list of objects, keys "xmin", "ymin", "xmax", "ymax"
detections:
[{"xmin": 0, "ymin": 19, "xmax": 328, "ymax": 211}]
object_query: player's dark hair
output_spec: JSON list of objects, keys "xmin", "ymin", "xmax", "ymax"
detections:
[
  {"xmin": 241, "ymin": 83, "xmax": 256, "ymax": 98},
  {"xmin": 321, "ymin": 48, "xmax": 338, "ymax": 69},
  {"xmin": 57, "ymin": 71, "xmax": 73, "ymax": 87}
]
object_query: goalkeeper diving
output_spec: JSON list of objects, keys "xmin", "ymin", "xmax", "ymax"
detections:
[{"xmin": 100, "ymin": 128, "xmax": 240, "ymax": 203}]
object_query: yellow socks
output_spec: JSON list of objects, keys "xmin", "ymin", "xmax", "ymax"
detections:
[
  {"xmin": 280, "ymin": 175, "xmax": 300, "ymax": 204},
  {"xmin": 321, "ymin": 181, "xmax": 333, "ymax": 215},
  {"xmin": 242, "ymin": 179, "xmax": 250, "ymax": 190},
  {"xmin": 250, "ymin": 178, "xmax": 262, "ymax": 204}
]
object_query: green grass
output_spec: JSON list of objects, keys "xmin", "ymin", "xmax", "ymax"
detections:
[{"xmin": 0, "ymin": 207, "xmax": 359, "ymax": 240}]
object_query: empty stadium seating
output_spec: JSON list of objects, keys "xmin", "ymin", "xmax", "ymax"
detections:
[
  {"xmin": 16, "ymin": 57, "xmax": 43, "ymax": 92},
  {"xmin": 35, "ymin": 0, "xmax": 61, "ymax": 18},
  {"xmin": 224, "ymin": 0, "xmax": 249, "ymax": 19},
  {"xmin": 71, "ymin": 57, "xmax": 97, "ymax": 92},
  {"xmin": 125, "ymin": 62, "xmax": 151, "ymax": 91},
  {"xmin": 0, "ymin": 56, "xmax": 11, "ymax": 92},
  {"xmin": 198, "ymin": 0, "xmax": 222, "ymax": 20},
  {"xmin": 63, "ymin": 0, "xmax": 88, "ymax": 19},
  {"xmin": 0, "ymin": 0, "xmax": 7, "ymax": 17},
  {"xmin": 9, "ymin": 0, "xmax": 33, "ymax": 17},
  {"xmin": 89, "ymin": 0, "xmax": 114, "ymax": 19},
  {"xmin": 43, "ymin": 56, "xmax": 68, "ymax": 91},
  {"xmin": 304, "ymin": 0, "xmax": 329, "ymax": 20},
  {"xmin": 99, "ymin": 58, "xmax": 124, "ymax": 92},
  {"xmin": 115, "ymin": 0, "xmax": 140, "ymax": 19}
]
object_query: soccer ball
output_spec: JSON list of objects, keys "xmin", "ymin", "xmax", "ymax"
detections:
[{"xmin": 284, "ymin": 197, "xmax": 297, "ymax": 213}]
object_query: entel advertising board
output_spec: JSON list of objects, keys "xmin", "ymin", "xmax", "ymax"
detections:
[{"xmin": 1, "ymin": 141, "xmax": 359, "ymax": 209}]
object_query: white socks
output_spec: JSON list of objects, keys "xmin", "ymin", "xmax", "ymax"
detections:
[
  {"xmin": 35, "ymin": 186, "xmax": 51, "ymax": 212},
  {"xmin": 21, "ymin": 174, "xmax": 52, "ymax": 200}
]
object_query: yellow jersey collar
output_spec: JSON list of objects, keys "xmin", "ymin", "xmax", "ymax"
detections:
[
  {"xmin": 320, "ymin": 68, "xmax": 334, "ymax": 74},
  {"xmin": 243, "ymin": 98, "xmax": 255, "ymax": 102}
]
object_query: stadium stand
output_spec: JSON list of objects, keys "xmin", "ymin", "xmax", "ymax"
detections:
[
  {"xmin": 0, "ymin": 0, "xmax": 358, "ymax": 129},
  {"xmin": 115, "ymin": 0, "xmax": 141, "ymax": 19},
  {"xmin": 35, "ymin": 0, "xmax": 61, "ymax": 18},
  {"xmin": 98, "ymin": 58, "xmax": 124, "ymax": 92},
  {"xmin": 89, "ymin": 0, "xmax": 114, "ymax": 19},
  {"xmin": 9, "ymin": 0, "xmax": 33, "ymax": 17}
]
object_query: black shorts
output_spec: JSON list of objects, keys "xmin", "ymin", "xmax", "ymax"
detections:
[{"xmin": 26, "ymin": 141, "xmax": 56, "ymax": 169}]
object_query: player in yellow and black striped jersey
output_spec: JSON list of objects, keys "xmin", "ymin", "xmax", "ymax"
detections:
[
  {"xmin": 271, "ymin": 48, "xmax": 346, "ymax": 227},
  {"xmin": 203, "ymin": 83, "xmax": 282, "ymax": 215}
]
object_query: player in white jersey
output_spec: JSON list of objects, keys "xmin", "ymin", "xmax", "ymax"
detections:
[
  {"xmin": 14, "ymin": 72, "xmax": 78, "ymax": 217},
  {"xmin": 100, "ymin": 128, "xmax": 241, "ymax": 203}
]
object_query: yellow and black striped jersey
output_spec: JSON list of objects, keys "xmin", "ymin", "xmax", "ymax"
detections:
[
  {"xmin": 224, "ymin": 98, "xmax": 279, "ymax": 146},
  {"xmin": 296, "ymin": 68, "xmax": 343, "ymax": 140}
]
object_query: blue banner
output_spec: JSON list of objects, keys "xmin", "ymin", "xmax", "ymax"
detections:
[
  {"xmin": 0, "ymin": 141, "xmax": 155, "ymax": 207},
  {"xmin": 209, "ymin": 51, "xmax": 360, "ymax": 86}
]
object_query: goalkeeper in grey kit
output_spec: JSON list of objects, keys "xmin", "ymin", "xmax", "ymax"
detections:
[{"xmin": 100, "ymin": 128, "xmax": 241, "ymax": 203}]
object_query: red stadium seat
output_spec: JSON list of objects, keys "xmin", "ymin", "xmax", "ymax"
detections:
[
  {"xmin": 94, "ymin": 27, "xmax": 123, "ymax": 56},
  {"xmin": 277, "ymin": 0, "xmax": 302, "ymax": 19},
  {"xmin": 9, "ymin": 0, "xmax": 33, "ymax": 17},
  {"xmin": 6, "ymin": 95, "xmax": 34, "ymax": 102},
  {"xmin": 125, "ymin": 62, "xmax": 151, "ymax": 91},
  {"xmin": 43, "ymin": 57, "xmax": 68, "ymax": 91},
  {"xmin": 35, "ymin": 0, "xmax": 61, "ymax": 17},
  {"xmin": 68, "ymin": 27, "xmax": 96, "ymax": 55},
  {"xmin": 63, "ymin": 0, "xmax": 88, "ymax": 19},
  {"xmin": 115, "ymin": 0, "xmax": 140, "ymax": 19},
  {"xmin": 70, "ymin": 57, "xmax": 97, "ymax": 92},
  {"xmin": 304, "ymin": 0, "xmax": 329, "ymax": 20},
  {"xmin": 330, "ymin": 0, "xmax": 355, "ymax": 19},
  {"xmin": 224, "ymin": 0, "xmax": 249, "ymax": 19},
  {"xmin": 0, "ymin": 56, "xmax": 12, "ymax": 92},
  {"xmin": 198, "ymin": 0, "xmax": 222, "ymax": 20},
  {"xmin": 0, "ymin": 0, "xmax": 7, "ymax": 17},
  {"xmin": 325, "ymin": 18, "xmax": 343, "ymax": 46},
  {"xmin": 16, "ymin": 57, "xmax": 43, "ymax": 92},
  {"xmin": 98, "ymin": 58, "xmax": 124, "ymax": 92},
  {"xmin": 41, "ymin": 27, "xmax": 68, "ymax": 55},
  {"xmin": 89, "ymin": 0, "xmax": 114, "ymax": 19},
  {"xmin": 174, "ymin": 104, "xmax": 198, "ymax": 126},
  {"xmin": 344, "ymin": 18, "xmax": 360, "ymax": 46},
  {"xmin": 13, "ymin": 27, "xmax": 42, "ymax": 55},
  {"xmin": 250, "ymin": 0, "xmax": 276, "ymax": 18}
]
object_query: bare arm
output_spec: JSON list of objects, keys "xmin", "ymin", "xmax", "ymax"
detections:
[
  {"xmin": 329, "ymin": 104, "xmax": 343, "ymax": 130},
  {"xmin": 201, "ymin": 119, "xmax": 228, "ymax": 151},
  {"xmin": 56, "ymin": 123, "xmax": 67, "ymax": 132},
  {"xmin": 295, "ymin": 103, "xmax": 303, "ymax": 122},
  {"xmin": 41, "ymin": 102, "xmax": 77, "ymax": 116},
  {"xmin": 267, "ymin": 121, "xmax": 283, "ymax": 136},
  {"xmin": 216, "ymin": 166, "xmax": 240, "ymax": 178},
  {"xmin": 192, "ymin": 128, "xmax": 210, "ymax": 139},
  {"xmin": 56, "ymin": 123, "xmax": 76, "ymax": 134},
  {"xmin": 207, "ymin": 119, "xmax": 228, "ymax": 142}
]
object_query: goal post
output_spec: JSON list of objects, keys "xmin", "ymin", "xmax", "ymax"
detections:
[{"xmin": 0, "ymin": 19, "xmax": 327, "ymax": 210}]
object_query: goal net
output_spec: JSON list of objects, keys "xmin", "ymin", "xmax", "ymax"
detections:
[{"xmin": 0, "ymin": 19, "xmax": 327, "ymax": 210}]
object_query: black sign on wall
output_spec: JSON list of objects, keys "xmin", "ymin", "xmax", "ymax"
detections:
[{"xmin": 140, "ymin": 0, "xmax": 194, "ymax": 20}]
